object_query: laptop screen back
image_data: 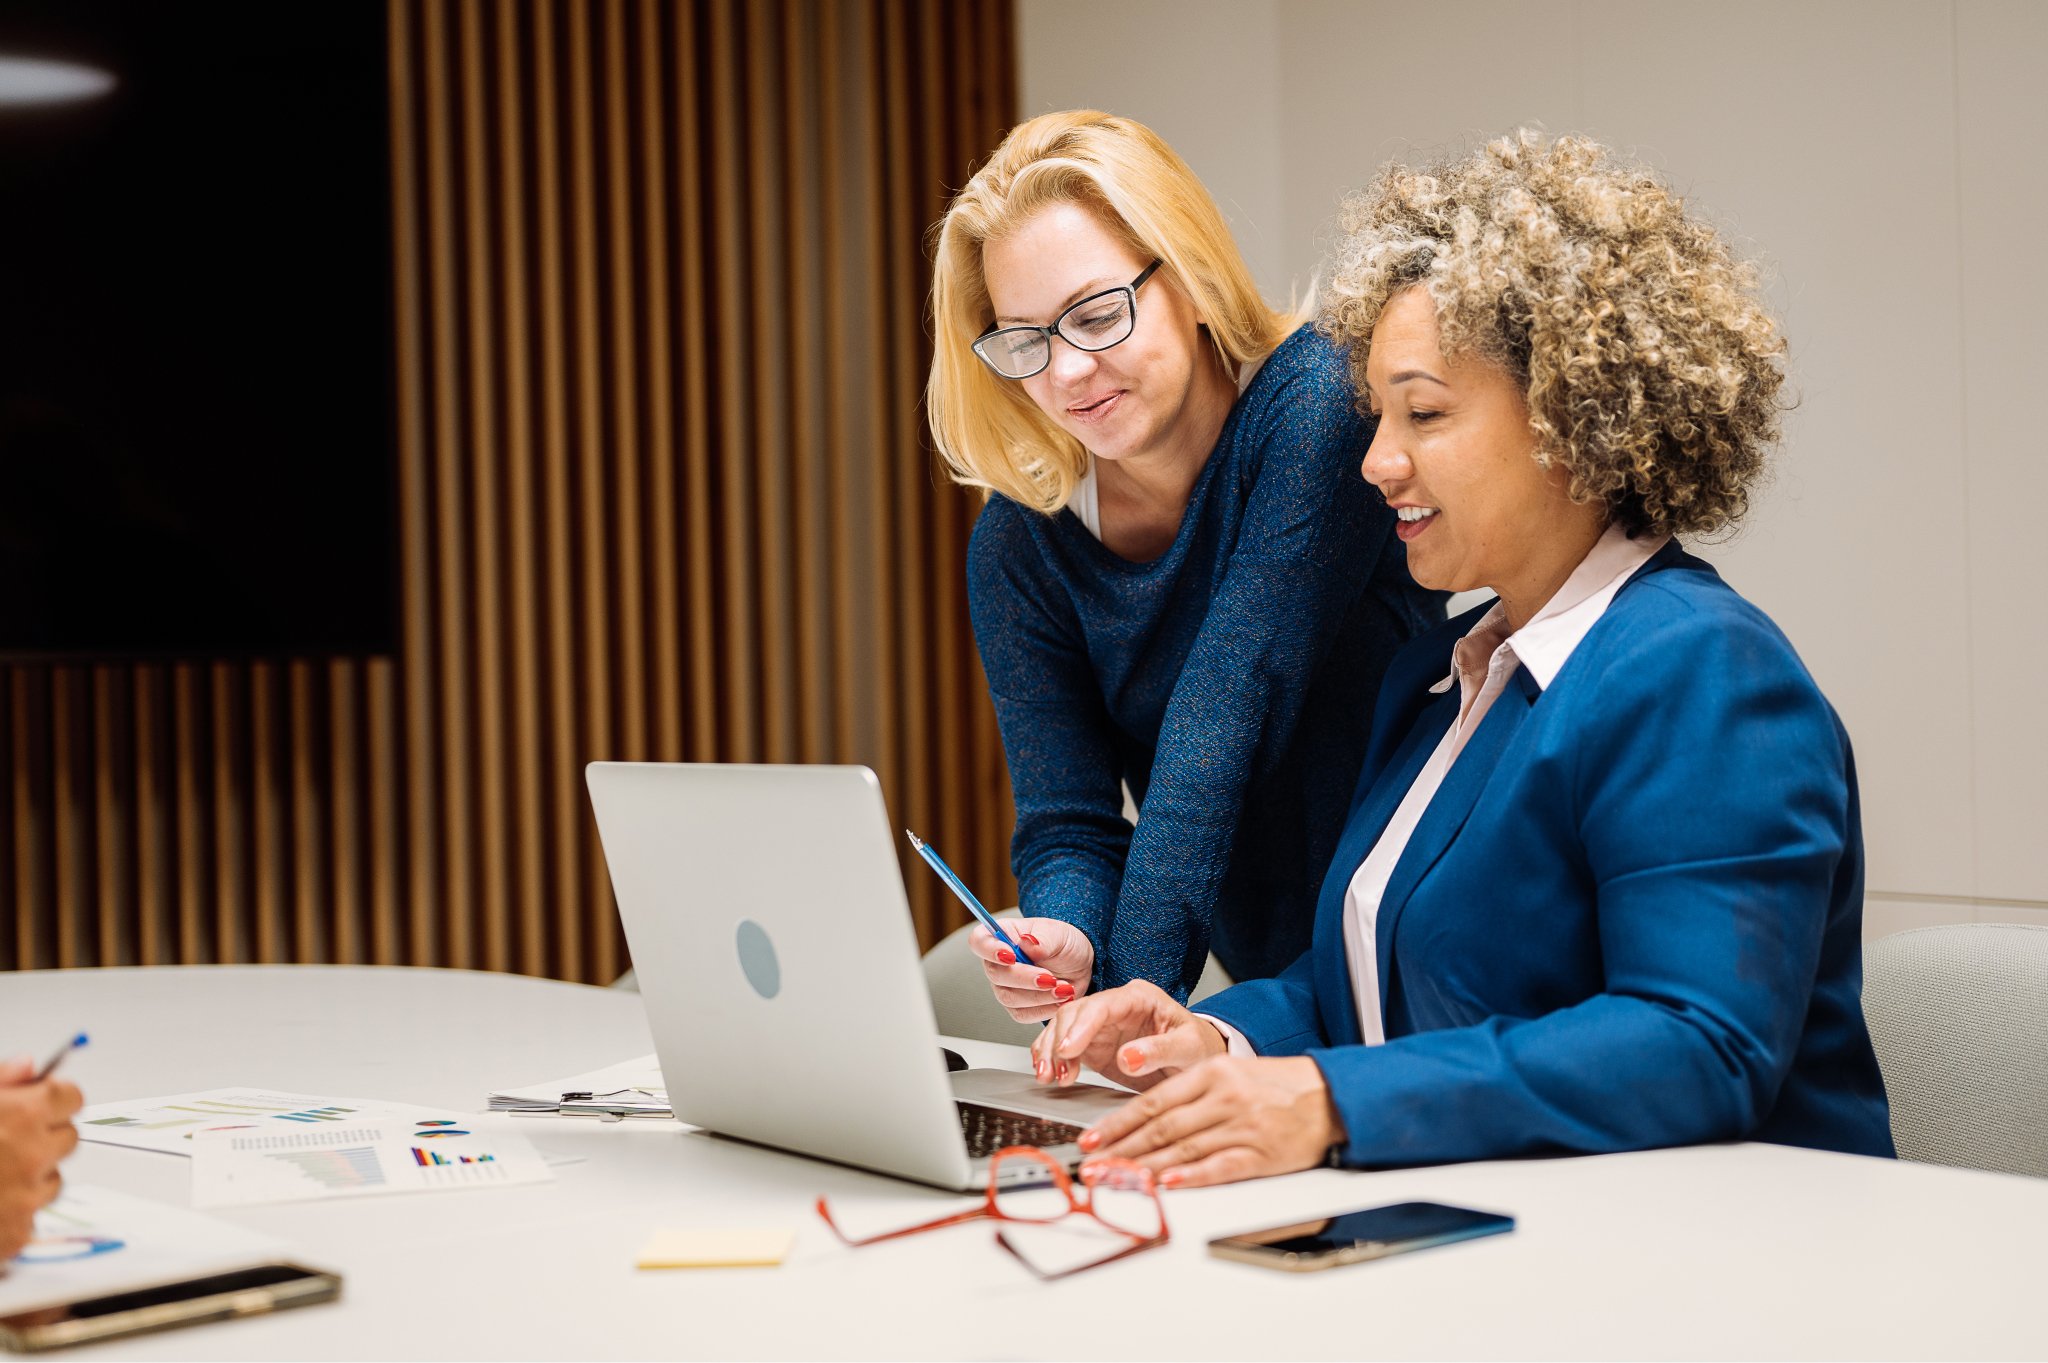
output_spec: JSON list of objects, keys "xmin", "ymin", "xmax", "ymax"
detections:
[{"xmin": 588, "ymin": 762, "xmax": 974, "ymax": 1188}]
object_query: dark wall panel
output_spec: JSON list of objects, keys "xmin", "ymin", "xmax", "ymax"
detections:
[{"xmin": 1, "ymin": 0, "xmax": 1020, "ymax": 979}]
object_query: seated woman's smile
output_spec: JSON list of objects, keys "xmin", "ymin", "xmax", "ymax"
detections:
[{"xmin": 1361, "ymin": 287, "xmax": 1605, "ymax": 628}]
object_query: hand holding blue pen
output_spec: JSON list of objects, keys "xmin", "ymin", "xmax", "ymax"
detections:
[
  {"xmin": 34, "ymin": 1033, "xmax": 88, "ymax": 1082},
  {"xmin": 1, "ymin": 1034, "xmax": 86, "ymax": 1261},
  {"xmin": 904, "ymin": 830, "xmax": 1095, "ymax": 1025},
  {"xmin": 905, "ymin": 830, "xmax": 1034, "ymax": 966}
]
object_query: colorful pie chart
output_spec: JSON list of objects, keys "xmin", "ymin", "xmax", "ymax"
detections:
[{"xmin": 414, "ymin": 1129, "xmax": 470, "ymax": 1138}]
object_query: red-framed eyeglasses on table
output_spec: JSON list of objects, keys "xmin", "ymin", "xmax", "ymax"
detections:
[{"xmin": 815, "ymin": 1146, "xmax": 1169, "ymax": 1280}]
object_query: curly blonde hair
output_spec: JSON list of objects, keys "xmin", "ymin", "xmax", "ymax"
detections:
[{"xmin": 1320, "ymin": 129, "xmax": 1786, "ymax": 538}]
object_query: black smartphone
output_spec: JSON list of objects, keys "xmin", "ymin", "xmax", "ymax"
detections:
[
  {"xmin": 0, "ymin": 1262, "xmax": 340, "ymax": 1353},
  {"xmin": 1208, "ymin": 1200, "xmax": 1513, "ymax": 1272}
]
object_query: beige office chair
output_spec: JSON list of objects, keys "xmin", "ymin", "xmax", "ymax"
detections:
[
  {"xmin": 1861, "ymin": 922, "xmax": 2048, "ymax": 1178},
  {"xmin": 921, "ymin": 911, "xmax": 1233, "ymax": 1046}
]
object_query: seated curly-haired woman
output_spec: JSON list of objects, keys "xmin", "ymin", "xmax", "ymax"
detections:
[{"xmin": 1029, "ymin": 129, "xmax": 1895, "ymax": 1185}]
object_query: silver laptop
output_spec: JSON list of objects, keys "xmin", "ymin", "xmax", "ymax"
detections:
[{"xmin": 586, "ymin": 761, "xmax": 1130, "ymax": 1191}]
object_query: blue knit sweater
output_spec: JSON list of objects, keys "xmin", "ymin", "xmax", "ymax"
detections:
[{"xmin": 966, "ymin": 326, "xmax": 1444, "ymax": 1000}]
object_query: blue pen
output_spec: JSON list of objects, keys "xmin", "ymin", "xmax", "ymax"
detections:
[
  {"xmin": 34, "ymin": 1033, "xmax": 87, "ymax": 1081},
  {"xmin": 904, "ymin": 830, "xmax": 1035, "ymax": 967}
]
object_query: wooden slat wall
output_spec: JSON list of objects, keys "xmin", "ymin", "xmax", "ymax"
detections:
[{"xmin": 0, "ymin": 0, "xmax": 1019, "ymax": 980}]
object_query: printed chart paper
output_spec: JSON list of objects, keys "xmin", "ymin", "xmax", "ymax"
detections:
[
  {"xmin": 74, "ymin": 1089, "xmax": 421, "ymax": 1156},
  {"xmin": 0, "ymin": 1184, "xmax": 295, "ymax": 1316},
  {"xmin": 191, "ymin": 1121, "xmax": 554, "ymax": 1208}
]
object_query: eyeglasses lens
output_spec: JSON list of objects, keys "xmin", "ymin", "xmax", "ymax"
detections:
[
  {"xmin": 1082, "ymin": 1166, "xmax": 1163, "ymax": 1238},
  {"xmin": 991, "ymin": 1152, "xmax": 1071, "ymax": 1222},
  {"xmin": 1057, "ymin": 291, "xmax": 1134, "ymax": 351},
  {"xmin": 994, "ymin": 1182, "xmax": 1072, "ymax": 1221},
  {"xmin": 977, "ymin": 329, "xmax": 1048, "ymax": 379},
  {"xmin": 995, "ymin": 1161, "xmax": 1164, "ymax": 1279}
]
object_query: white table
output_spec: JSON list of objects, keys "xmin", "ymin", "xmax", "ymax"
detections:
[{"xmin": 4, "ymin": 966, "xmax": 2044, "ymax": 1360}]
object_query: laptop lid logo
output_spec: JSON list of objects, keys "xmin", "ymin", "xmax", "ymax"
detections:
[{"xmin": 735, "ymin": 920, "xmax": 781, "ymax": 999}]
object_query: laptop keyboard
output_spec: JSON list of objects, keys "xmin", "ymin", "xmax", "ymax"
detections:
[{"xmin": 957, "ymin": 1102, "xmax": 1083, "ymax": 1159}]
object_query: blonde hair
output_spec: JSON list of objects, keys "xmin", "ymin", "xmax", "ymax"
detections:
[
  {"xmin": 928, "ymin": 110, "xmax": 1301, "ymax": 515},
  {"xmin": 1321, "ymin": 129, "xmax": 1787, "ymax": 538}
]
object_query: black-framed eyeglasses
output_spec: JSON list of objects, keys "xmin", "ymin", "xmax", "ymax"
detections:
[{"xmin": 972, "ymin": 260, "xmax": 1162, "ymax": 380}]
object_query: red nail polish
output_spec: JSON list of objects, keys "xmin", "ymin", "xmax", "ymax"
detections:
[
  {"xmin": 1160, "ymin": 1170, "xmax": 1185, "ymax": 1188},
  {"xmin": 1054, "ymin": 982, "xmax": 1075, "ymax": 1000},
  {"xmin": 1035, "ymin": 972, "xmax": 1056, "ymax": 988},
  {"xmin": 1019, "ymin": 933, "xmax": 1040, "ymax": 946},
  {"xmin": 1078, "ymin": 1130, "xmax": 1100, "ymax": 1150},
  {"xmin": 1120, "ymin": 1046, "xmax": 1144, "ymax": 1069},
  {"xmin": 997, "ymin": 949, "xmax": 1015, "ymax": 965}
]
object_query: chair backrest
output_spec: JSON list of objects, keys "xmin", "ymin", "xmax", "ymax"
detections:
[
  {"xmin": 921, "ymin": 916, "xmax": 1044, "ymax": 1047},
  {"xmin": 921, "ymin": 914, "xmax": 1234, "ymax": 1047},
  {"xmin": 1862, "ymin": 922, "xmax": 2048, "ymax": 1178}
]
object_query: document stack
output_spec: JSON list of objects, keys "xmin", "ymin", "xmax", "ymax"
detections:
[{"xmin": 486, "ymin": 1054, "xmax": 672, "ymax": 1120}]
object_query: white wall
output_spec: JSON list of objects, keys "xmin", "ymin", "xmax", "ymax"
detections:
[{"xmin": 1018, "ymin": 0, "xmax": 2048, "ymax": 937}]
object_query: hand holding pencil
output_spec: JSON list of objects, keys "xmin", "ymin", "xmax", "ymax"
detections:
[
  {"xmin": 0, "ymin": 1038, "xmax": 86, "ymax": 1260},
  {"xmin": 964, "ymin": 917, "xmax": 1095, "ymax": 1025},
  {"xmin": 905, "ymin": 830, "xmax": 1095, "ymax": 1025}
]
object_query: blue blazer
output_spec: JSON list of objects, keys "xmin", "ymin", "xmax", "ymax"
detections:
[{"xmin": 1200, "ymin": 542, "xmax": 1895, "ymax": 1166}]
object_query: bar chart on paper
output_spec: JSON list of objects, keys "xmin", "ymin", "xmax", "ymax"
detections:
[
  {"xmin": 408, "ymin": 1147, "xmax": 516, "ymax": 1188},
  {"xmin": 192, "ymin": 1123, "xmax": 550, "ymax": 1207},
  {"xmin": 412, "ymin": 1148, "xmax": 493, "ymax": 1166},
  {"xmin": 266, "ymin": 1142, "xmax": 389, "ymax": 1192},
  {"xmin": 76, "ymin": 1089, "xmax": 418, "ymax": 1155}
]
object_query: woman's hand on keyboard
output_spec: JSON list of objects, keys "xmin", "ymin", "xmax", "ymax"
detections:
[
  {"xmin": 1031, "ymin": 980, "xmax": 1226, "ymax": 1092},
  {"xmin": 969, "ymin": 917, "xmax": 1095, "ymax": 1024},
  {"xmin": 1076, "ymin": 1053, "xmax": 1341, "ymax": 1189}
]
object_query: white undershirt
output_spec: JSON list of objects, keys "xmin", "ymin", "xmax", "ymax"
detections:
[
  {"xmin": 1071, "ymin": 456, "xmax": 1102, "ymax": 539},
  {"xmin": 1201, "ymin": 522, "xmax": 1669, "ymax": 1052}
]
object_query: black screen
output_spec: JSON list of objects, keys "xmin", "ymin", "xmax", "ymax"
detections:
[
  {"xmin": 0, "ymin": 1, "xmax": 397, "ymax": 659},
  {"xmin": 70, "ymin": 1264, "xmax": 327, "ymax": 1320}
]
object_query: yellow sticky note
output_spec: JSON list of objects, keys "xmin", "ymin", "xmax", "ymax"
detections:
[{"xmin": 636, "ymin": 1228, "xmax": 794, "ymax": 1269}]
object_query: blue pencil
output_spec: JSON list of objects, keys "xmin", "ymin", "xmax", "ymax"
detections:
[
  {"xmin": 904, "ymin": 830, "xmax": 1036, "ymax": 968},
  {"xmin": 34, "ymin": 1032, "xmax": 88, "ymax": 1081}
]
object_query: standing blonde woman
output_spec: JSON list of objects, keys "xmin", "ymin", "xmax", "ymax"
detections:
[{"xmin": 929, "ymin": 111, "xmax": 1441, "ymax": 1017}]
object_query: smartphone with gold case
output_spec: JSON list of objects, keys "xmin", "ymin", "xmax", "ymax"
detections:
[
  {"xmin": 1209, "ymin": 1200, "xmax": 1512, "ymax": 1272},
  {"xmin": 0, "ymin": 1262, "xmax": 339, "ymax": 1353}
]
